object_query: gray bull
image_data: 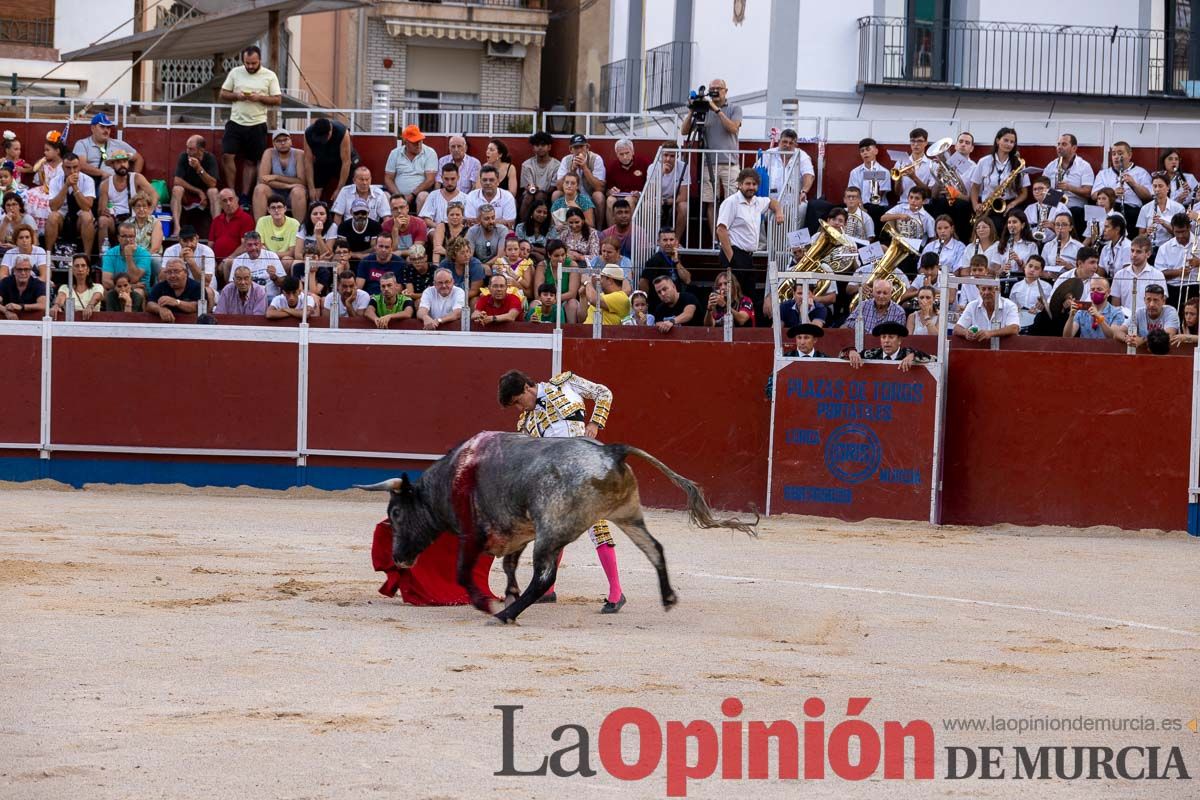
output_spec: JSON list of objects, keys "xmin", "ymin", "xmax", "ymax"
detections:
[{"xmin": 357, "ymin": 431, "xmax": 756, "ymax": 623}]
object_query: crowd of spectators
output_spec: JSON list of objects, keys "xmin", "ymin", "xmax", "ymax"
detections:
[{"xmin": 1, "ymin": 51, "xmax": 1198, "ymax": 352}]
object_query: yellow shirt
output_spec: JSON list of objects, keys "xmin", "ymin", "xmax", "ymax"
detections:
[
  {"xmin": 256, "ymin": 216, "xmax": 300, "ymax": 254},
  {"xmin": 221, "ymin": 66, "xmax": 281, "ymax": 126},
  {"xmin": 585, "ymin": 290, "xmax": 631, "ymax": 325}
]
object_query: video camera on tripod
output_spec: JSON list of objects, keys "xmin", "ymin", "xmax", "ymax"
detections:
[{"xmin": 687, "ymin": 85, "xmax": 721, "ymax": 122}]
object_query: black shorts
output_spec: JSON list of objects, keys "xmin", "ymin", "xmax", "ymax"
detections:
[{"xmin": 222, "ymin": 121, "xmax": 269, "ymax": 163}]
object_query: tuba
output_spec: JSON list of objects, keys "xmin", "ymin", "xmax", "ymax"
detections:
[
  {"xmin": 779, "ymin": 219, "xmax": 853, "ymax": 302},
  {"xmin": 849, "ymin": 223, "xmax": 919, "ymax": 311},
  {"xmin": 971, "ymin": 157, "xmax": 1026, "ymax": 229},
  {"xmin": 929, "ymin": 137, "xmax": 968, "ymax": 203}
]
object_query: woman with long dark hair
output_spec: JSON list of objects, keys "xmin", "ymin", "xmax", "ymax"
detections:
[
  {"xmin": 1158, "ymin": 148, "xmax": 1197, "ymax": 207},
  {"xmin": 485, "ymin": 139, "xmax": 518, "ymax": 196},
  {"xmin": 970, "ymin": 127, "xmax": 1029, "ymax": 227},
  {"xmin": 53, "ymin": 253, "xmax": 103, "ymax": 319},
  {"xmin": 515, "ymin": 197, "xmax": 552, "ymax": 251},
  {"xmin": 990, "ymin": 211, "xmax": 1037, "ymax": 277}
]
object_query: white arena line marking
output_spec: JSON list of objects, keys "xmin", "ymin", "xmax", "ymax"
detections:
[{"xmin": 578, "ymin": 565, "xmax": 1200, "ymax": 639}]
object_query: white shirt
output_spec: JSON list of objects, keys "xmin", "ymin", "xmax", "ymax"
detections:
[
  {"xmin": 920, "ymin": 237, "xmax": 964, "ymax": 270},
  {"xmin": 971, "ymin": 155, "xmax": 1030, "ymax": 202},
  {"xmin": 1025, "ymin": 201, "xmax": 1071, "ymax": 232},
  {"xmin": 555, "ymin": 151, "xmax": 606, "ymax": 183},
  {"xmin": 418, "ymin": 189, "xmax": 467, "ymax": 224},
  {"xmin": 437, "ymin": 154, "xmax": 482, "ymax": 192},
  {"xmin": 1098, "ymin": 237, "xmax": 1131, "ymax": 275},
  {"xmin": 658, "ymin": 160, "xmax": 690, "ymax": 197},
  {"xmin": 1110, "ymin": 264, "xmax": 1168, "ymax": 309},
  {"xmin": 323, "ymin": 289, "xmax": 371, "ymax": 314},
  {"xmin": 231, "ymin": 251, "xmax": 285, "ymax": 299},
  {"xmin": 418, "ymin": 285, "xmax": 465, "ymax": 318},
  {"xmin": 47, "ymin": 170, "xmax": 96, "ymax": 200},
  {"xmin": 716, "ymin": 193, "xmax": 771, "ymax": 252},
  {"xmin": 1043, "ymin": 155, "xmax": 1095, "ymax": 208},
  {"xmin": 1040, "ymin": 237, "xmax": 1083, "ymax": 275},
  {"xmin": 1051, "ymin": 268, "xmax": 1100, "ymax": 295},
  {"xmin": 1009, "ymin": 278, "xmax": 1053, "ymax": 326},
  {"xmin": 895, "ymin": 155, "xmax": 938, "ymax": 200},
  {"xmin": 269, "ymin": 293, "xmax": 317, "ymax": 312},
  {"xmin": 987, "ymin": 240, "xmax": 1038, "ymax": 274},
  {"xmin": 1153, "ymin": 235, "xmax": 1199, "ymax": 285},
  {"xmin": 1093, "ymin": 164, "xmax": 1152, "ymax": 209},
  {"xmin": 1, "ymin": 246, "xmax": 49, "ymax": 272},
  {"xmin": 464, "ymin": 187, "xmax": 517, "ymax": 223},
  {"xmin": 883, "ymin": 203, "xmax": 935, "ymax": 242},
  {"xmin": 847, "ymin": 162, "xmax": 892, "ymax": 205},
  {"xmin": 163, "ymin": 242, "xmax": 217, "ymax": 287},
  {"xmin": 1166, "ymin": 171, "xmax": 1198, "ymax": 206},
  {"xmin": 958, "ymin": 296, "xmax": 1019, "ymax": 331},
  {"xmin": 331, "ymin": 184, "xmax": 390, "ymax": 221},
  {"xmin": 1136, "ymin": 198, "xmax": 1185, "ymax": 246},
  {"xmin": 955, "ymin": 240, "xmax": 990, "ymax": 273},
  {"xmin": 763, "ymin": 147, "xmax": 813, "ymax": 205}
]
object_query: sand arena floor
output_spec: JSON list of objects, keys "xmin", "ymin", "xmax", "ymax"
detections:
[{"xmin": 0, "ymin": 483, "xmax": 1197, "ymax": 799}]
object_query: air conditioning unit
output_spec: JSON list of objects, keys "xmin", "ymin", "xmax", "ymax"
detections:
[{"xmin": 487, "ymin": 42, "xmax": 527, "ymax": 59}]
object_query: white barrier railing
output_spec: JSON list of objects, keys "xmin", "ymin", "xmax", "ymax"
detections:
[{"xmin": 0, "ymin": 319, "xmax": 556, "ymax": 464}]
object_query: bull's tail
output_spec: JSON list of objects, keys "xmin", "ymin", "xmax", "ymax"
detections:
[{"xmin": 609, "ymin": 444, "xmax": 759, "ymax": 537}]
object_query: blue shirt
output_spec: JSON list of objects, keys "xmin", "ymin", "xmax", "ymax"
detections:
[
  {"xmin": 101, "ymin": 244, "xmax": 153, "ymax": 289},
  {"xmin": 1072, "ymin": 304, "xmax": 1125, "ymax": 339},
  {"xmin": 437, "ymin": 257, "xmax": 486, "ymax": 291},
  {"xmin": 780, "ymin": 300, "xmax": 829, "ymax": 329}
]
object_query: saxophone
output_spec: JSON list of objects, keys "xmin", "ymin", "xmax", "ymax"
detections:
[
  {"xmin": 1055, "ymin": 156, "xmax": 1068, "ymax": 186},
  {"xmin": 971, "ymin": 157, "xmax": 1026, "ymax": 229}
]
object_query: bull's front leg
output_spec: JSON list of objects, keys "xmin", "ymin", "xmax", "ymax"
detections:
[
  {"xmin": 494, "ymin": 541, "xmax": 561, "ymax": 624},
  {"xmin": 456, "ymin": 533, "xmax": 495, "ymax": 614},
  {"xmin": 501, "ymin": 545, "xmax": 526, "ymax": 607}
]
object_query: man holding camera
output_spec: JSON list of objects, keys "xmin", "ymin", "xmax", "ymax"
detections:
[{"xmin": 681, "ymin": 79, "xmax": 742, "ymax": 238}]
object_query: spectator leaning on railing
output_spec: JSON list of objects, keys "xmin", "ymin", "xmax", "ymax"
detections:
[
  {"xmin": 715, "ymin": 168, "xmax": 784, "ymax": 307},
  {"xmin": 146, "ymin": 258, "xmax": 204, "ymax": 323},
  {"xmin": 365, "ymin": 271, "xmax": 413, "ymax": 329},
  {"xmin": 215, "ymin": 265, "xmax": 267, "ymax": 315},
  {"xmin": 0, "ymin": 255, "xmax": 47, "ymax": 319}
]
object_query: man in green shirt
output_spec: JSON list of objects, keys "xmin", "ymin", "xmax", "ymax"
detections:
[{"xmin": 366, "ymin": 272, "xmax": 414, "ymax": 329}]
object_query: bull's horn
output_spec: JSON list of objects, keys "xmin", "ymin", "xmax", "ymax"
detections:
[{"xmin": 353, "ymin": 478, "xmax": 403, "ymax": 492}]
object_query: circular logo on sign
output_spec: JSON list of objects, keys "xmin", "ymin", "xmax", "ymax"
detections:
[{"xmin": 823, "ymin": 424, "xmax": 882, "ymax": 485}]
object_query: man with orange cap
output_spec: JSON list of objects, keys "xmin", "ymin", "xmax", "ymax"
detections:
[{"xmin": 385, "ymin": 124, "xmax": 438, "ymax": 212}]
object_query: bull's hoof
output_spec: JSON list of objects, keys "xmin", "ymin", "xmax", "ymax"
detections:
[
  {"xmin": 601, "ymin": 594, "xmax": 626, "ymax": 614},
  {"xmin": 535, "ymin": 592, "xmax": 557, "ymax": 604},
  {"xmin": 662, "ymin": 592, "xmax": 678, "ymax": 610},
  {"xmin": 492, "ymin": 611, "xmax": 517, "ymax": 625}
]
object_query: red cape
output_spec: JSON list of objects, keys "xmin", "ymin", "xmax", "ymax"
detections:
[{"xmin": 372, "ymin": 520, "xmax": 498, "ymax": 606}]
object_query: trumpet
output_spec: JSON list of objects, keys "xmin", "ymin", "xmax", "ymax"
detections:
[{"xmin": 890, "ymin": 158, "xmax": 920, "ymax": 183}]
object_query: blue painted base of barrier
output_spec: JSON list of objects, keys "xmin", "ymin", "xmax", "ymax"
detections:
[
  {"xmin": 0, "ymin": 457, "xmax": 419, "ymax": 493},
  {"xmin": 1189, "ymin": 502, "xmax": 1199, "ymax": 537}
]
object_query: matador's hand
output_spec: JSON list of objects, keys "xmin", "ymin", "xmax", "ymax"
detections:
[{"xmin": 585, "ymin": 422, "xmax": 600, "ymax": 438}]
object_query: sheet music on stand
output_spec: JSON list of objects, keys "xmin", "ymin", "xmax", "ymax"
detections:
[
  {"xmin": 886, "ymin": 149, "xmax": 910, "ymax": 166},
  {"xmin": 1083, "ymin": 205, "xmax": 1108, "ymax": 226},
  {"xmin": 786, "ymin": 229, "xmax": 811, "ymax": 249}
]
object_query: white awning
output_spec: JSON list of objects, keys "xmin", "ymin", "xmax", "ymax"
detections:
[
  {"xmin": 60, "ymin": 0, "xmax": 368, "ymax": 63},
  {"xmin": 384, "ymin": 19, "xmax": 545, "ymax": 47}
]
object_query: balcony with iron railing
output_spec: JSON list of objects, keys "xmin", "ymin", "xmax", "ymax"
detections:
[
  {"xmin": 599, "ymin": 57, "xmax": 641, "ymax": 115},
  {"xmin": 857, "ymin": 16, "xmax": 1200, "ymax": 101},
  {"xmin": 0, "ymin": 16, "xmax": 55, "ymax": 50},
  {"xmin": 644, "ymin": 40, "xmax": 693, "ymax": 111}
]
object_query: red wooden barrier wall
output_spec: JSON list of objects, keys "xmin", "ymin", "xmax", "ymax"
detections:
[{"xmin": 0, "ymin": 323, "xmax": 1193, "ymax": 531}]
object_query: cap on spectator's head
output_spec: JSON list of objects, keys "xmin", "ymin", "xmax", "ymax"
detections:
[
  {"xmin": 569, "ymin": 134, "xmax": 588, "ymax": 148},
  {"xmin": 505, "ymin": 232, "xmax": 518, "ymax": 241},
  {"xmin": 600, "ymin": 265, "xmax": 625, "ymax": 281},
  {"xmin": 872, "ymin": 321, "xmax": 908, "ymax": 338},
  {"xmin": 351, "ymin": 198, "xmax": 370, "ymax": 212},
  {"xmin": 787, "ymin": 323, "xmax": 824, "ymax": 339},
  {"xmin": 273, "ymin": 129, "xmax": 291, "ymax": 141},
  {"xmin": 105, "ymin": 150, "xmax": 130, "ymax": 162},
  {"xmin": 401, "ymin": 124, "xmax": 425, "ymax": 143},
  {"xmin": 178, "ymin": 225, "xmax": 199, "ymax": 239},
  {"xmin": 91, "ymin": 113, "xmax": 116, "ymax": 127}
]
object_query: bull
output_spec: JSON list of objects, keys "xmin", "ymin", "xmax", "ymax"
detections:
[{"xmin": 357, "ymin": 431, "xmax": 756, "ymax": 624}]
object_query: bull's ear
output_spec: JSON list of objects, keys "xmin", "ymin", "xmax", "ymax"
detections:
[{"xmin": 397, "ymin": 474, "xmax": 413, "ymax": 495}]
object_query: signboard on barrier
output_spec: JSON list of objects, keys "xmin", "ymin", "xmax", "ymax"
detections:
[{"xmin": 769, "ymin": 359, "xmax": 938, "ymax": 522}]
